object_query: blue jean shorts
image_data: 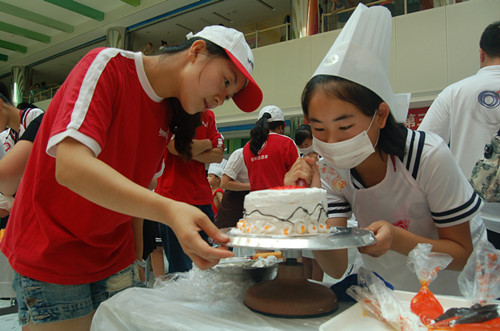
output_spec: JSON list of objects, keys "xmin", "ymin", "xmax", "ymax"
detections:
[{"xmin": 13, "ymin": 262, "xmax": 143, "ymax": 325}]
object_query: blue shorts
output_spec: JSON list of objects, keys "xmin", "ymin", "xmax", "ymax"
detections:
[{"xmin": 13, "ymin": 262, "xmax": 143, "ymax": 326}]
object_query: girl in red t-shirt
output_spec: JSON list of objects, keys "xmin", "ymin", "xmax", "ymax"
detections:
[{"xmin": 207, "ymin": 160, "xmax": 226, "ymax": 218}]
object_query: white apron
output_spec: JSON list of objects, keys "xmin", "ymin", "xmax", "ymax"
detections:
[{"xmin": 350, "ymin": 156, "xmax": 474, "ymax": 295}]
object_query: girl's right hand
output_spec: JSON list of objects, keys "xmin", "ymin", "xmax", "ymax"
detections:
[
  {"xmin": 166, "ymin": 201, "xmax": 233, "ymax": 270},
  {"xmin": 284, "ymin": 156, "xmax": 320, "ymax": 187}
]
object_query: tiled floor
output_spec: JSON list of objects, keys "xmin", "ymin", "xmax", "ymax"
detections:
[{"xmin": 0, "ymin": 299, "xmax": 20, "ymax": 331}]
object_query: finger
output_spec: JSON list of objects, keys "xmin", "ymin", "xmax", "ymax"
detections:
[
  {"xmin": 203, "ymin": 222, "xmax": 231, "ymax": 244},
  {"xmin": 304, "ymin": 155, "xmax": 317, "ymax": 166},
  {"xmin": 182, "ymin": 239, "xmax": 233, "ymax": 269},
  {"xmin": 189, "ymin": 233, "xmax": 234, "ymax": 259},
  {"xmin": 189, "ymin": 254, "xmax": 215, "ymax": 270}
]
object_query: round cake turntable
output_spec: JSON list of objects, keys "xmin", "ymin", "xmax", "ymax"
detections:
[{"xmin": 220, "ymin": 227, "xmax": 377, "ymax": 318}]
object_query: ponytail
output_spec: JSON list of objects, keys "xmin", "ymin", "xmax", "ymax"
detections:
[
  {"xmin": 249, "ymin": 113, "xmax": 271, "ymax": 156},
  {"xmin": 168, "ymin": 98, "xmax": 201, "ymax": 161}
]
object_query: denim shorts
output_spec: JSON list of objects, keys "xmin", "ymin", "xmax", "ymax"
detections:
[{"xmin": 13, "ymin": 262, "xmax": 143, "ymax": 325}]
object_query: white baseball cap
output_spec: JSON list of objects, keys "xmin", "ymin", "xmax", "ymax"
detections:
[
  {"xmin": 188, "ymin": 25, "xmax": 263, "ymax": 113},
  {"xmin": 312, "ymin": 4, "xmax": 410, "ymax": 123},
  {"xmin": 257, "ymin": 105, "xmax": 285, "ymax": 122}
]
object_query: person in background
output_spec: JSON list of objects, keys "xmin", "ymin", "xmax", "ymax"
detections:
[
  {"xmin": 159, "ymin": 40, "xmax": 168, "ymax": 52},
  {"xmin": 294, "ymin": 123, "xmax": 324, "ymax": 281},
  {"xmin": 215, "ymin": 147, "xmax": 250, "ymax": 229},
  {"xmin": 156, "ymin": 109, "xmax": 225, "ymax": 274},
  {"xmin": 0, "ymin": 85, "xmax": 44, "ymax": 331},
  {"xmin": 295, "ymin": 124, "xmax": 318, "ymax": 159},
  {"xmin": 243, "ymin": 105, "xmax": 299, "ymax": 192},
  {"xmin": 142, "ymin": 42, "xmax": 154, "ymax": 55},
  {"xmin": 419, "ymin": 20, "xmax": 500, "ymax": 249},
  {"xmin": 243, "ymin": 105, "xmax": 298, "ymax": 256},
  {"xmin": 0, "ymin": 25, "xmax": 262, "ymax": 331},
  {"xmin": 207, "ymin": 159, "xmax": 227, "ymax": 218},
  {"xmin": 0, "ymin": 87, "xmax": 44, "ymax": 196},
  {"xmin": 285, "ymin": 4, "xmax": 485, "ymax": 295}
]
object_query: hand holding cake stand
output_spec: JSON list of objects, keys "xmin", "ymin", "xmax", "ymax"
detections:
[{"xmin": 220, "ymin": 226, "xmax": 376, "ymax": 318}]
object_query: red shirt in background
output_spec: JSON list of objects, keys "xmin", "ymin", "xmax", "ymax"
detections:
[
  {"xmin": 243, "ymin": 133, "xmax": 299, "ymax": 191},
  {"xmin": 155, "ymin": 110, "xmax": 224, "ymax": 205}
]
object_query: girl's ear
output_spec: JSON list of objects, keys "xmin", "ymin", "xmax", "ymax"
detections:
[
  {"xmin": 303, "ymin": 116, "xmax": 310, "ymax": 125},
  {"xmin": 187, "ymin": 40, "xmax": 207, "ymax": 62},
  {"xmin": 377, "ymin": 102, "xmax": 390, "ymax": 129}
]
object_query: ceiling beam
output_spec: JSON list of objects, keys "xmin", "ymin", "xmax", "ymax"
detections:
[
  {"xmin": 0, "ymin": 1, "xmax": 74, "ymax": 33},
  {"xmin": 0, "ymin": 40, "xmax": 27, "ymax": 53},
  {"xmin": 0, "ymin": 54, "xmax": 7, "ymax": 62},
  {"xmin": 120, "ymin": 0, "xmax": 141, "ymax": 7},
  {"xmin": 44, "ymin": 0, "xmax": 105, "ymax": 21},
  {"xmin": 0, "ymin": 22, "xmax": 50, "ymax": 43}
]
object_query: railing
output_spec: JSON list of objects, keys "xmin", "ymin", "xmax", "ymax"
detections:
[
  {"xmin": 24, "ymin": 0, "xmax": 466, "ymax": 104},
  {"xmin": 242, "ymin": 0, "xmax": 466, "ymax": 49},
  {"xmin": 244, "ymin": 23, "xmax": 290, "ymax": 48},
  {"xmin": 22, "ymin": 85, "xmax": 61, "ymax": 104}
]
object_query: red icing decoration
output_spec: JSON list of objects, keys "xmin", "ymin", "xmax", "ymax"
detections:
[{"xmin": 270, "ymin": 186, "xmax": 306, "ymax": 190}]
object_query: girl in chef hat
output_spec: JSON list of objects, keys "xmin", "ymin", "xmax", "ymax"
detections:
[
  {"xmin": 285, "ymin": 4, "xmax": 486, "ymax": 295},
  {"xmin": 208, "ymin": 159, "xmax": 227, "ymax": 218}
]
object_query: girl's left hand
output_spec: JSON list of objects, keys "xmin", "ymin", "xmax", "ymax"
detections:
[{"xmin": 358, "ymin": 220, "xmax": 394, "ymax": 257}]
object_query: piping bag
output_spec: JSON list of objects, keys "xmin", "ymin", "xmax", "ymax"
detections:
[
  {"xmin": 430, "ymin": 241, "xmax": 500, "ymax": 330},
  {"xmin": 296, "ymin": 179, "xmax": 307, "ymax": 188},
  {"xmin": 407, "ymin": 243, "xmax": 452, "ymax": 326}
]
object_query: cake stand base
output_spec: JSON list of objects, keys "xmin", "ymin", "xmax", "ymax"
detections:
[{"xmin": 244, "ymin": 262, "xmax": 338, "ymax": 318}]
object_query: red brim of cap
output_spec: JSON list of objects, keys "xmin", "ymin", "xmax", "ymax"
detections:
[{"xmin": 225, "ymin": 50, "xmax": 263, "ymax": 113}]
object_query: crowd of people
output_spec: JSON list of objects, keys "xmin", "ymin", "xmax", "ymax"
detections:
[{"xmin": 0, "ymin": 4, "xmax": 498, "ymax": 330}]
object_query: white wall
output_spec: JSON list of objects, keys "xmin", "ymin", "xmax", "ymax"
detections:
[{"xmin": 215, "ymin": 0, "xmax": 500, "ymax": 127}]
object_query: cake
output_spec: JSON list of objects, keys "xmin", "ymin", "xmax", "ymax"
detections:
[{"xmin": 236, "ymin": 187, "xmax": 329, "ymax": 235}]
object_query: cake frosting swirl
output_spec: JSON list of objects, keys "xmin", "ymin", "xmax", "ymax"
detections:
[{"xmin": 236, "ymin": 187, "xmax": 329, "ymax": 235}]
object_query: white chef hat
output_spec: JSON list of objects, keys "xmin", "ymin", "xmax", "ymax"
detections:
[
  {"xmin": 312, "ymin": 4, "xmax": 410, "ymax": 123},
  {"xmin": 208, "ymin": 159, "xmax": 228, "ymax": 179}
]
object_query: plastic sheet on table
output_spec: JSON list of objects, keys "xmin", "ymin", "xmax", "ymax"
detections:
[{"xmin": 91, "ymin": 266, "xmax": 333, "ymax": 331}]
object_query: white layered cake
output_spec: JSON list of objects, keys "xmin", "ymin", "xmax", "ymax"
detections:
[{"xmin": 236, "ymin": 187, "xmax": 329, "ymax": 235}]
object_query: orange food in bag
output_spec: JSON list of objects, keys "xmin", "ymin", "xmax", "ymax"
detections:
[{"xmin": 410, "ymin": 282, "xmax": 444, "ymax": 326}]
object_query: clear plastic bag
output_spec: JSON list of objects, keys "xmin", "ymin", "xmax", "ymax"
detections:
[
  {"xmin": 346, "ymin": 267, "xmax": 425, "ymax": 331},
  {"xmin": 458, "ymin": 240, "xmax": 500, "ymax": 305},
  {"xmin": 92, "ymin": 259, "xmax": 328, "ymax": 331}
]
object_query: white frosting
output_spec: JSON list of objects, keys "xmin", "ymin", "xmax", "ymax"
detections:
[{"xmin": 237, "ymin": 187, "xmax": 329, "ymax": 235}]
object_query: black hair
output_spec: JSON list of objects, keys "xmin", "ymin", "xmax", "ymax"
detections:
[
  {"xmin": 294, "ymin": 124, "xmax": 312, "ymax": 146},
  {"xmin": 159, "ymin": 37, "xmax": 229, "ymax": 160},
  {"xmin": 248, "ymin": 113, "xmax": 284, "ymax": 156},
  {"xmin": 168, "ymin": 98, "xmax": 201, "ymax": 161},
  {"xmin": 301, "ymin": 75, "xmax": 406, "ymax": 160},
  {"xmin": 480, "ymin": 21, "xmax": 500, "ymax": 58},
  {"xmin": 16, "ymin": 102, "xmax": 38, "ymax": 110},
  {"xmin": 0, "ymin": 82, "xmax": 11, "ymax": 104}
]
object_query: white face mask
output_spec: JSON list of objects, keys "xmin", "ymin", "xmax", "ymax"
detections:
[
  {"xmin": 312, "ymin": 111, "xmax": 379, "ymax": 169},
  {"xmin": 299, "ymin": 145, "xmax": 314, "ymax": 156}
]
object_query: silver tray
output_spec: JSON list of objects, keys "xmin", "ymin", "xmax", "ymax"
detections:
[{"xmin": 220, "ymin": 227, "xmax": 376, "ymax": 250}]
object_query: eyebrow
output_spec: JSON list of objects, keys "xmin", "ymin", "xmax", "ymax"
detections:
[{"xmin": 309, "ymin": 113, "xmax": 354, "ymax": 123}]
